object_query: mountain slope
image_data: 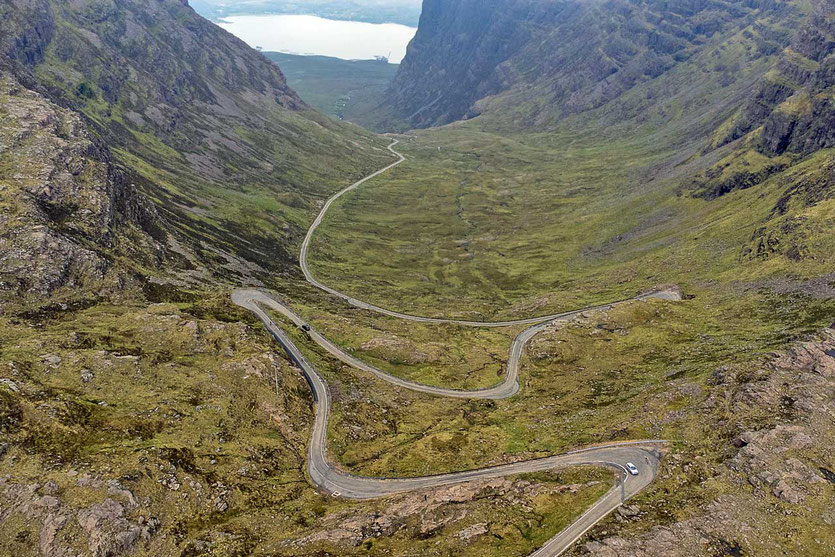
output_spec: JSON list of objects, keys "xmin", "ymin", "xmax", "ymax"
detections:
[
  {"xmin": 0, "ymin": 0, "xmax": 394, "ymax": 286},
  {"xmin": 382, "ymin": 0, "xmax": 806, "ymax": 130},
  {"xmin": 309, "ymin": 0, "xmax": 828, "ymax": 318},
  {"xmin": 0, "ymin": 71, "xmax": 163, "ymax": 303},
  {"xmin": 0, "ymin": 2, "xmax": 437, "ymax": 556},
  {"xmin": 716, "ymin": 0, "xmax": 835, "ymax": 155}
]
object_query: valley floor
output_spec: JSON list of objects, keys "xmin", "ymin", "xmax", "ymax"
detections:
[
  {"xmin": 2, "ymin": 68, "xmax": 834, "ymax": 557},
  {"xmin": 264, "ymin": 121, "xmax": 834, "ymax": 555}
]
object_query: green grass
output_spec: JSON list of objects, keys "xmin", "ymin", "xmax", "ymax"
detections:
[
  {"xmin": 306, "ymin": 127, "xmax": 827, "ymax": 318},
  {"xmin": 0, "ymin": 295, "xmax": 617, "ymax": 557},
  {"xmin": 272, "ymin": 301, "xmax": 522, "ymax": 390},
  {"xmin": 24, "ymin": 4, "xmax": 398, "ymax": 285},
  {"xmin": 265, "ymin": 52, "xmax": 397, "ymax": 125},
  {"xmin": 300, "ymin": 0, "xmax": 829, "ymax": 319},
  {"xmin": 292, "ymin": 288, "xmax": 830, "ymax": 478},
  {"xmin": 264, "ymin": 279, "xmax": 833, "ymax": 556},
  {"xmin": 305, "ymin": 59, "xmax": 834, "ymax": 318}
]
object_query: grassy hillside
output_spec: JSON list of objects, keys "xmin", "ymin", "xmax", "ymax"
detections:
[
  {"xmin": 1, "ymin": 0, "xmax": 833, "ymax": 555},
  {"xmin": 289, "ymin": 0, "xmax": 835, "ymax": 553},
  {"xmin": 306, "ymin": 125, "xmax": 834, "ymax": 319},
  {"xmin": 0, "ymin": 0, "xmax": 394, "ymax": 287}
]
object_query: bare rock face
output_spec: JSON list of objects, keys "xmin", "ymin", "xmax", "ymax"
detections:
[
  {"xmin": 385, "ymin": 0, "xmax": 800, "ymax": 129},
  {"xmin": 571, "ymin": 329, "xmax": 835, "ymax": 556},
  {"xmin": 289, "ymin": 475, "xmax": 598, "ymax": 550},
  {"xmin": 758, "ymin": 0, "xmax": 835, "ymax": 156},
  {"xmin": 0, "ymin": 0, "xmax": 56, "ymax": 69},
  {"xmin": 386, "ymin": 0, "xmax": 538, "ymax": 128},
  {"xmin": 0, "ymin": 72, "xmax": 163, "ymax": 299},
  {"xmin": 720, "ymin": 0, "xmax": 835, "ymax": 155},
  {"xmin": 77, "ymin": 498, "xmax": 151, "ymax": 557},
  {"xmin": 0, "ymin": 73, "xmax": 109, "ymax": 294},
  {"xmin": 0, "ymin": 478, "xmax": 157, "ymax": 557}
]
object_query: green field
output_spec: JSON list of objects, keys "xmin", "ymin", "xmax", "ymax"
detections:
[
  {"xmin": 265, "ymin": 52, "xmax": 397, "ymax": 125},
  {"xmin": 2, "ymin": 0, "xmax": 834, "ymax": 554},
  {"xmin": 307, "ymin": 124, "xmax": 835, "ymax": 319}
]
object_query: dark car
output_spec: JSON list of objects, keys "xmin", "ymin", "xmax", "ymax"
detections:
[{"xmin": 301, "ymin": 324, "xmax": 312, "ymax": 332}]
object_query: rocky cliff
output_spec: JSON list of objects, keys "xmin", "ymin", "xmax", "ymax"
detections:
[
  {"xmin": 0, "ymin": 0, "xmax": 392, "ymax": 286},
  {"xmin": 687, "ymin": 0, "xmax": 835, "ymax": 199},
  {"xmin": 385, "ymin": 0, "xmax": 548, "ymax": 128},
  {"xmin": 714, "ymin": 0, "xmax": 835, "ymax": 155},
  {"xmin": 754, "ymin": 0, "xmax": 835, "ymax": 156},
  {"xmin": 384, "ymin": 0, "xmax": 803, "ymax": 129},
  {"xmin": 0, "ymin": 72, "xmax": 163, "ymax": 302}
]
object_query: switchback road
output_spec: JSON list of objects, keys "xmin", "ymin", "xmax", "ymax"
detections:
[{"xmin": 233, "ymin": 140, "xmax": 679, "ymax": 556}]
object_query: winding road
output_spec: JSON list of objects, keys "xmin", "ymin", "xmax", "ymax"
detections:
[{"xmin": 232, "ymin": 140, "xmax": 679, "ymax": 556}]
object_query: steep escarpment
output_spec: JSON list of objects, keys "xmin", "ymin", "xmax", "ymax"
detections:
[
  {"xmin": 383, "ymin": 0, "xmax": 804, "ymax": 130},
  {"xmin": 384, "ymin": 0, "xmax": 554, "ymax": 128},
  {"xmin": 0, "ymin": 72, "xmax": 164, "ymax": 302},
  {"xmin": 716, "ymin": 0, "xmax": 835, "ymax": 155},
  {"xmin": 0, "ymin": 0, "xmax": 393, "ymax": 284},
  {"xmin": 690, "ymin": 0, "xmax": 835, "ymax": 201}
]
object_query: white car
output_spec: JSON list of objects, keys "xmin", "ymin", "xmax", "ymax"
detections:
[{"xmin": 626, "ymin": 462, "xmax": 640, "ymax": 475}]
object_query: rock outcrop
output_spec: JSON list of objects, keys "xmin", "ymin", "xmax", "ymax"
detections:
[
  {"xmin": 0, "ymin": 476, "xmax": 158, "ymax": 557},
  {"xmin": 570, "ymin": 329, "xmax": 835, "ymax": 556},
  {"xmin": 0, "ymin": 72, "xmax": 164, "ymax": 299},
  {"xmin": 384, "ymin": 0, "xmax": 802, "ymax": 129},
  {"xmin": 721, "ymin": 0, "xmax": 835, "ymax": 156},
  {"xmin": 289, "ymin": 475, "xmax": 603, "ymax": 550}
]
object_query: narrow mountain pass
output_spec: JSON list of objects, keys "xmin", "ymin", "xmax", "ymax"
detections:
[{"xmin": 233, "ymin": 141, "xmax": 680, "ymax": 556}]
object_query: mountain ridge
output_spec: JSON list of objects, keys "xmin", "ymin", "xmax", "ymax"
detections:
[
  {"xmin": 382, "ymin": 0, "xmax": 808, "ymax": 131},
  {"xmin": 1, "ymin": 0, "xmax": 393, "ymax": 291}
]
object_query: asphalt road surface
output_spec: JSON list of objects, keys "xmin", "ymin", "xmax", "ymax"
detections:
[{"xmin": 232, "ymin": 140, "xmax": 679, "ymax": 556}]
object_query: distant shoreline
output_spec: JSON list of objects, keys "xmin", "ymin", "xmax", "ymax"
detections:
[
  {"xmin": 216, "ymin": 14, "xmax": 416, "ymax": 64},
  {"xmin": 265, "ymin": 51, "xmax": 401, "ymax": 65},
  {"xmin": 191, "ymin": 3, "xmax": 421, "ymax": 28},
  {"xmin": 210, "ymin": 12, "xmax": 418, "ymax": 27}
]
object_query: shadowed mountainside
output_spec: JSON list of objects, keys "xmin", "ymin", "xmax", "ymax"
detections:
[
  {"xmin": 0, "ymin": 0, "xmax": 393, "ymax": 290},
  {"xmin": 381, "ymin": 0, "xmax": 805, "ymax": 130}
]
